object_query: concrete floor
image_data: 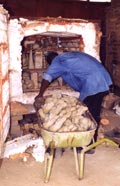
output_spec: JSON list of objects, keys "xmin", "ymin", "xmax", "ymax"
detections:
[{"xmin": 0, "ymin": 142, "xmax": 120, "ymax": 186}]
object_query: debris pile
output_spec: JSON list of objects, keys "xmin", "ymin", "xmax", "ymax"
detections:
[{"xmin": 2, "ymin": 134, "xmax": 45, "ymax": 162}]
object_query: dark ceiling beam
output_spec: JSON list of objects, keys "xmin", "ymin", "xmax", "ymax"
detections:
[{"xmin": 0, "ymin": 0, "xmax": 111, "ymax": 18}]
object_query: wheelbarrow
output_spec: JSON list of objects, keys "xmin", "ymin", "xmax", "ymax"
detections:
[
  {"xmin": 35, "ymin": 99, "xmax": 119, "ymax": 183},
  {"xmin": 40, "ymin": 126, "xmax": 119, "ymax": 183},
  {"xmin": 40, "ymin": 125, "xmax": 95, "ymax": 182}
]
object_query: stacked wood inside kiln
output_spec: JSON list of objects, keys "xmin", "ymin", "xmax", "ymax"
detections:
[{"xmin": 22, "ymin": 36, "xmax": 81, "ymax": 93}]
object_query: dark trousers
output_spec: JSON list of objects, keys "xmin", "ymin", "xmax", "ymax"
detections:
[{"xmin": 83, "ymin": 91, "xmax": 109, "ymax": 142}]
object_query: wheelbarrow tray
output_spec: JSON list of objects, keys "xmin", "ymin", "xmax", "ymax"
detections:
[
  {"xmin": 40, "ymin": 127, "xmax": 96, "ymax": 148},
  {"xmin": 39, "ymin": 110, "xmax": 97, "ymax": 148}
]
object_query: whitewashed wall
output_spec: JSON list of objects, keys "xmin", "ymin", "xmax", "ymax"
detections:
[
  {"xmin": 8, "ymin": 18, "xmax": 102, "ymax": 104},
  {"xmin": 8, "ymin": 19, "xmax": 24, "ymax": 102},
  {"xmin": 0, "ymin": 5, "xmax": 10, "ymax": 155}
]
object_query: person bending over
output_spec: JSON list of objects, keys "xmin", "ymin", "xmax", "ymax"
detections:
[{"xmin": 34, "ymin": 51, "xmax": 112, "ymax": 152}]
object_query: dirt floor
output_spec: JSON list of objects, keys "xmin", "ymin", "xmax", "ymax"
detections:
[
  {"xmin": 0, "ymin": 108, "xmax": 120, "ymax": 186},
  {"xmin": 0, "ymin": 144, "xmax": 119, "ymax": 186}
]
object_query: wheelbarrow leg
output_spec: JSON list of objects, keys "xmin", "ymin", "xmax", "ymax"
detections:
[
  {"xmin": 44, "ymin": 148, "xmax": 54, "ymax": 183},
  {"xmin": 73, "ymin": 147, "xmax": 79, "ymax": 177},
  {"xmin": 73, "ymin": 147, "xmax": 85, "ymax": 180},
  {"xmin": 79, "ymin": 150, "xmax": 85, "ymax": 179}
]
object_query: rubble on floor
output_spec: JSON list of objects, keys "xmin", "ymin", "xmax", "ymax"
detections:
[{"xmin": 1, "ymin": 133, "xmax": 45, "ymax": 162}]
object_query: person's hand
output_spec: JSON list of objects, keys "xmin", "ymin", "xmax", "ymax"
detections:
[{"xmin": 34, "ymin": 95, "xmax": 45, "ymax": 111}]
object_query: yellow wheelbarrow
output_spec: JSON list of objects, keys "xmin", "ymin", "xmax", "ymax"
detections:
[
  {"xmin": 41, "ymin": 126, "xmax": 95, "ymax": 182},
  {"xmin": 40, "ymin": 125, "xmax": 119, "ymax": 183}
]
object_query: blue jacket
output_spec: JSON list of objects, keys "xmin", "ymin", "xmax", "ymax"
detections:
[{"xmin": 42, "ymin": 51, "xmax": 112, "ymax": 101}]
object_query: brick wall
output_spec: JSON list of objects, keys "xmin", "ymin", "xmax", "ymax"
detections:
[
  {"xmin": 105, "ymin": 3, "xmax": 120, "ymax": 87},
  {"xmin": 112, "ymin": 0, "xmax": 120, "ymax": 6}
]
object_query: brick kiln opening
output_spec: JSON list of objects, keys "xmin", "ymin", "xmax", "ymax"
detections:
[
  {"xmin": 21, "ymin": 34, "xmax": 84, "ymax": 94},
  {"xmin": 8, "ymin": 17, "xmax": 102, "ymax": 105}
]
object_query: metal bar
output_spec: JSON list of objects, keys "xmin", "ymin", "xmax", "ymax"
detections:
[
  {"xmin": 84, "ymin": 138, "xmax": 119, "ymax": 153},
  {"xmin": 44, "ymin": 148, "xmax": 54, "ymax": 183},
  {"xmin": 73, "ymin": 147, "xmax": 80, "ymax": 177},
  {"xmin": 79, "ymin": 151, "xmax": 85, "ymax": 179}
]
